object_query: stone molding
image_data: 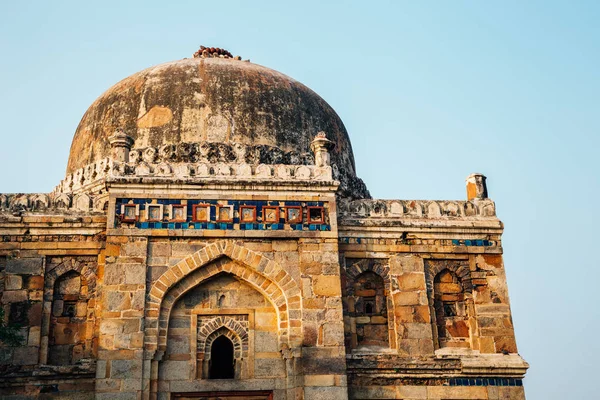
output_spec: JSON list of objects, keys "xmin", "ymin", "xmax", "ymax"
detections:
[
  {"xmin": 0, "ymin": 193, "xmax": 107, "ymax": 214},
  {"xmin": 346, "ymin": 353, "xmax": 528, "ymax": 378},
  {"xmin": 338, "ymin": 198, "xmax": 497, "ymax": 222},
  {"xmin": 127, "ymin": 142, "xmax": 315, "ymax": 166},
  {"xmin": 52, "ymin": 158, "xmax": 335, "ymax": 196}
]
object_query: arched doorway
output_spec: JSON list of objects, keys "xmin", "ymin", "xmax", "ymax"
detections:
[{"xmin": 209, "ymin": 335, "xmax": 235, "ymax": 379}]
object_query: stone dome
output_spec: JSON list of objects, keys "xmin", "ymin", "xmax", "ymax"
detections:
[{"xmin": 67, "ymin": 54, "xmax": 369, "ymax": 198}]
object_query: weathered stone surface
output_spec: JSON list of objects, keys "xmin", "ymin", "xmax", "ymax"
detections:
[
  {"xmin": 0, "ymin": 48, "xmax": 526, "ymax": 400},
  {"xmin": 6, "ymin": 258, "xmax": 43, "ymax": 275}
]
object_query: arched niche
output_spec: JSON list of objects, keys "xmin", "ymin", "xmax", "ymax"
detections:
[
  {"xmin": 433, "ymin": 269, "xmax": 470, "ymax": 349},
  {"xmin": 158, "ymin": 266, "xmax": 285, "ymax": 393},
  {"xmin": 48, "ymin": 270, "xmax": 91, "ymax": 365}
]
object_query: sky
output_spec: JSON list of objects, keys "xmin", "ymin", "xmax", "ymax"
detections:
[{"xmin": 1, "ymin": 1, "xmax": 599, "ymax": 398}]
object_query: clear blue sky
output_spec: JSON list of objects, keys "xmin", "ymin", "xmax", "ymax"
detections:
[{"xmin": 1, "ymin": 1, "xmax": 598, "ymax": 398}]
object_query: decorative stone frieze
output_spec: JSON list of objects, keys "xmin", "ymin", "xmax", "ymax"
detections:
[
  {"xmin": 338, "ymin": 198, "xmax": 497, "ymax": 221},
  {"xmin": 0, "ymin": 193, "xmax": 107, "ymax": 214}
]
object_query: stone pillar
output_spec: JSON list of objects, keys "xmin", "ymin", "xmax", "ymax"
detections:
[
  {"xmin": 298, "ymin": 237, "xmax": 348, "ymax": 399},
  {"xmin": 108, "ymin": 130, "xmax": 134, "ymax": 163},
  {"xmin": 465, "ymin": 173, "xmax": 488, "ymax": 201},
  {"xmin": 310, "ymin": 132, "xmax": 335, "ymax": 168},
  {"xmin": 96, "ymin": 235, "xmax": 148, "ymax": 399}
]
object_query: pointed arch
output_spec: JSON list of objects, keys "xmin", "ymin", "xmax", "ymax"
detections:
[
  {"xmin": 425, "ymin": 260, "xmax": 473, "ymax": 296},
  {"xmin": 345, "ymin": 258, "xmax": 390, "ymax": 289},
  {"xmin": 203, "ymin": 325, "xmax": 244, "ymax": 359},
  {"xmin": 40, "ymin": 257, "xmax": 97, "ymax": 365},
  {"xmin": 197, "ymin": 316, "xmax": 248, "ymax": 358},
  {"xmin": 144, "ymin": 240, "xmax": 302, "ymax": 356}
]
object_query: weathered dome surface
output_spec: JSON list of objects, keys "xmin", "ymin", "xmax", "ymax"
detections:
[{"xmin": 68, "ymin": 57, "xmax": 369, "ymax": 197}]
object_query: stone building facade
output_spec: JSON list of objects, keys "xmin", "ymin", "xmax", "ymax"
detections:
[{"xmin": 0, "ymin": 48, "xmax": 528, "ymax": 399}]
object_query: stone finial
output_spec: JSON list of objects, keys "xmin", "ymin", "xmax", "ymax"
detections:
[
  {"xmin": 310, "ymin": 132, "xmax": 335, "ymax": 167},
  {"xmin": 466, "ymin": 173, "xmax": 488, "ymax": 200},
  {"xmin": 108, "ymin": 130, "xmax": 134, "ymax": 163}
]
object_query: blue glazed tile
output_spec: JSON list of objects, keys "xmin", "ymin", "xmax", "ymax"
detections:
[
  {"xmin": 475, "ymin": 240, "xmax": 483, "ymax": 246},
  {"xmin": 452, "ymin": 239, "xmax": 460, "ymax": 245},
  {"xmin": 240, "ymin": 224, "xmax": 246, "ymax": 230},
  {"xmin": 208, "ymin": 223, "xmax": 216, "ymax": 230},
  {"xmin": 465, "ymin": 240, "xmax": 472, "ymax": 246},
  {"xmin": 168, "ymin": 223, "xmax": 175, "ymax": 229},
  {"xmin": 475, "ymin": 378, "xmax": 482, "ymax": 386},
  {"xmin": 140, "ymin": 222, "xmax": 149, "ymax": 229},
  {"xmin": 219, "ymin": 223, "xmax": 227, "ymax": 230},
  {"xmin": 194, "ymin": 223, "xmax": 202, "ymax": 229},
  {"xmin": 227, "ymin": 223, "xmax": 233, "ymax": 229},
  {"xmin": 309, "ymin": 224, "xmax": 316, "ymax": 231}
]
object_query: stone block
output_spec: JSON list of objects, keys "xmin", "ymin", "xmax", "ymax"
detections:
[
  {"xmin": 398, "ymin": 338, "xmax": 434, "ymax": 356},
  {"xmin": 6, "ymin": 258, "xmax": 43, "ymax": 275},
  {"xmin": 103, "ymin": 264, "xmax": 125, "ymax": 285},
  {"xmin": 27, "ymin": 326, "xmax": 41, "ymax": 346},
  {"xmin": 121, "ymin": 241, "xmax": 147, "ymax": 257},
  {"xmin": 494, "ymin": 336, "xmax": 518, "ymax": 354},
  {"xmin": 111, "ymin": 359, "xmax": 142, "ymax": 379},
  {"xmin": 0, "ymin": 347, "xmax": 14, "ymax": 364},
  {"xmin": 302, "ymin": 355, "xmax": 346, "ymax": 375},
  {"xmin": 390, "ymin": 255, "xmax": 424, "ymax": 274},
  {"xmin": 254, "ymin": 358, "xmax": 286, "ymax": 378},
  {"xmin": 27, "ymin": 275, "xmax": 44, "ymax": 290},
  {"xmin": 396, "ymin": 273, "xmax": 426, "ymax": 291},
  {"xmin": 404, "ymin": 323, "xmax": 433, "ymax": 339},
  {"xmin": 304, "ymin": 374, "xmax": 335, "ymax": 387},
  {"xmin": 1, "ymin": 290, "xmax": 27, "ymax": 303},
  {"xmin": 397, "ymin": 385, "xmax": 427, "ymax": 399},
  {"xmin": 488, "ymin": 386, "xmax": 525, "ymax": 400},
  {"xmin": 427, "ymin": 386, "xmax": 487, "ymax": 399},
  {"xmin": 313, "ymin": 275, "xmax": 341, "ymax": 297},
  {"xmin": 5, "ymin": 275, "xmax": 22, "ymax": 290},
  {"xmin": 124, "ymin": 264, "xmax": 146, "ymax": 284},
  {"xmin": 149, "ymin": 242, "xmax": 171, "ymax": 258},
  {"xmin": 479, "ymin": 336, "xmax": 496, "ymax": 353},
  {"xmin": 160, "ymin": 360, "xmax": 192, "ymax": 380},
  {"xmin": 323, "ymin": 322, "xmax": 345, "ymax": 346},
  {"xmin": 393, "ymin": 291, "xmax": 420, "ymax": 306},
  {"xmin": 105, "ymin": 291, "xmax": 131, "ymax": 311},
  {"xmin": 394, "ymin": 305, "xmax": 430, "ymax": 323},
  {"xmin": 305, "ymin": 386, "xmax": 348, "ymax": 400},
  {"xmin": 255, "ymin": 331, "xmax": 278, "ymax": 352},
  {"xmin": 12, "ymin": 346, "xmax": 38, "ymax": 365},
  {"xmin": 350, "ymin": 385, "xmax": 396, "ymax": 399},
  {"xmin": 272, "ymin": 240, "xmax": 298, "ymax": 251}
]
